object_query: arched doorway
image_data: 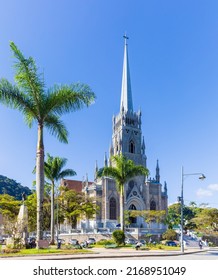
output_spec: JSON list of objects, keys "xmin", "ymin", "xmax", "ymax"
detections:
[
  {"xmin": 129, "ymin": 204, "xmax": 137, "ymax": 225},
  {"xmin": 109, "ymin": 197, "xmax": 117, "ymax": 220},
  {"xmin": 150, "ymin": 200, "xmax": 156, "ymax": 210}
]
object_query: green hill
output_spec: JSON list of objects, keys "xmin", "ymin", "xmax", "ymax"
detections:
[{"xmin": 0, "ymin": 175, "xmax": 32, "ymax": 200}]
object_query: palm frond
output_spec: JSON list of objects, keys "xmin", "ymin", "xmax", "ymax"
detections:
[
  {"xmin": 44, "ymin": 114, "xmax": 68, "ymax": 143},
  {"xmin": 0, "ymin": 78, "xmax": 37, "ymax": 127},
  {"xmin": 126, "ymin": 165, "xmax": 149, "ymax": 179},
  {"xmin": 102, "ymin": 166, "xmax": 121, "ymax": 180},
  {"xmin": 44, "ymin": 83, "xmax": 95, "ymax": 117},
  {"xmin": 10, "ymin": 42, "xmax": 45, "ymax": 100},
  {"xmin": 101, "ymin": 154, "xmax": 149, "ymax": 194},
  {"xmin": 58, "ymin": 169, "xmax": 76, "ymax": 179},
  {"xmin": 44, "ymin": 153, "xmax": 76, "ymax": 183}
]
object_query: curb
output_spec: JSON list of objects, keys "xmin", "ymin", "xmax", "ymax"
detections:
[{"xmin": 0, "ymin": 248, "xmax": 210, "ymax": 260}]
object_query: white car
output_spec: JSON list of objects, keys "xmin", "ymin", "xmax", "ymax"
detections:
[
  {"xmin": 125, "ymin": 238, "xmax": 136, "ymax": 245},
  {"xmin": 69, "ymin": 239, "xmax": 79, "ymax": 245},
  {"xmin": 87, "ymin": 238, "xmax": 96, "ymax": 245}
]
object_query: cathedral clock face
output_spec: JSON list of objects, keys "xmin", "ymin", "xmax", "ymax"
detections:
[{"xmin": 133, "ymin": 191, "xmax": 137, "ymax": 196}]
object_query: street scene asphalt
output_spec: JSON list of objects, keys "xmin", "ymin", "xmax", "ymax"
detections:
[{"xmin": 0, "ymin": 247, "xmax": 212, "ymax": 260}]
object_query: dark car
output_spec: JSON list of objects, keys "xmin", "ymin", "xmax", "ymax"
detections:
[
  {"xmin": 28, "ymin": 237, "xmax": 36, "ymax": 248},
  {"xmin": 165, "ymin": 241, "xmax": 177, "ymax": 247}
]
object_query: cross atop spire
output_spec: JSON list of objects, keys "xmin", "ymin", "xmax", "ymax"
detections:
[
  {"xmin": 123, "ymin": 33, "xmax": 129, "ymax": 45},
  {"xmin": 120, "ymin": 34, "xmax": 133, "ymax": 112}
]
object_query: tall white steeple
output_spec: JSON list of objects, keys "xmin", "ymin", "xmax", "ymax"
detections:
[{"xmin": 120, "ymin": 34, "xmax": 133, "ymax": 112}]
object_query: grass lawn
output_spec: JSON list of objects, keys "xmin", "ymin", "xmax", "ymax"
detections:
[
  {"xmin": 0, "ymin": 245, "xmax": 92, "ymax": 257},
  {"xmin": 0, "ymin": 243, "xmax": 180, "ymax": 257}
]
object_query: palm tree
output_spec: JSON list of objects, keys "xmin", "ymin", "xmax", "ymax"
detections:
[
  {"xmin": 98, "ymin": 154, "xmax": 149, "ymax": 232},
  {"xmin": 0, "ymin": 42, "xmax": 95, "ymax": 245},
  {"xmin": 44, "ymin": 153, "xmax": 76, "ymax": 244}
]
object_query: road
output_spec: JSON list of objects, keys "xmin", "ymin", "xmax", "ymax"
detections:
[
  {"xmin": 103, "ymin": 248, "xmax": 218, "ymax": 260},
  {"xmin": 1, "ymin": 247, "xmax": 217, "ymax": 260}
]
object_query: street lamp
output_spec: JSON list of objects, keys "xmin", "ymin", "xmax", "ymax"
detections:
[{"xmin": 178, "ymin": 166, "xmax": 206, "ymax": 253}]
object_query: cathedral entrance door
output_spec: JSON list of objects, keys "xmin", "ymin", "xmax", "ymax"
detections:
[{"xmin": 129, "ymin": 204, "xmax": 137, "ymax": 226}]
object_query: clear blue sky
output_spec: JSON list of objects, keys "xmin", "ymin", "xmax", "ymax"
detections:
[{"xmin": 0, "ymin": 0, "xmax": 218, "ymax": 207}]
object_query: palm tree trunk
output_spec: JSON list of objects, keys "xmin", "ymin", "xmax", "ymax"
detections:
[
  {"xmin": 50, "ymin": 182, "xmax": 55, "ymax": 244},
  {"xmin": 120, "ymin": 186, "xmax": 125, "ymax": 232},
  {"xmin": 36, "ymin": 123, "xmax": 44, "ymax": 246}
]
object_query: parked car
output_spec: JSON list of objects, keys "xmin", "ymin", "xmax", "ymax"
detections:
[
  {"xmin": 69, "ymin": 239, "xmax": 79, "ymax": 245},
  {"xmin": 28, "ymin": 237, "xmax": 36, "ymax": 248},
  {"xmin": 125, "ymin": 238, "xmax": 136, "ymax": 245},
  {"xmin": 165, "ymin": 241, "xmax": 177, "ymax": 247},
  {"xmin": 57, "ymin": 239, "xmax": 65, "ymax": 244},
  {"xmin": 0, "ymin": 237, "xmax": 6, "ymax": 244},
  {"xmin": 138, "ymin": 239, "xmax": 146, "ymax": 245},
  {"xmin": 86, "ymin": 237, "xmax": 96, "ymax": 245}
]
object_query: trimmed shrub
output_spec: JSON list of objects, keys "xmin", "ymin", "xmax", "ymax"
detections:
[
  {"xmin": 112, "ymin": 230, "xmax": 125, "ymax": 245},
  {"xmin": 96, "ymin": 239, "xmax": 114, "ymax": 246}
]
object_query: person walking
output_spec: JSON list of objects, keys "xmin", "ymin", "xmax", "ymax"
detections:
[{"xmin": 199, "ymin": 239, "xmax": 203, "ymax": 249}]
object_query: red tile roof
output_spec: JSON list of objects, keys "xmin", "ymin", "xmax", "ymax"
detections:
[{"xmin": 61, "ymin": 179, "xmax": 93, "ymax": 193}]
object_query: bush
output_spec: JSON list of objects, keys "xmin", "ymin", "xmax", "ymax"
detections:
[
  {"xmin": 1, "ymin": 247, "xmax": 20, "ymax": 254},
  {"xmin": 162, "ymin": 229, "xmax": 177, "ymax": 241},
  {"xmin": 112, "ymin": 230, "xmax": 125, "ymax": 245},
  {"xmin": 96, "ymin": 239, "xmax": 114, "ymax": 246}
]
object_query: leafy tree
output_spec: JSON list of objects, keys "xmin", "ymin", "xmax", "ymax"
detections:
[
  {"xmin": 191, "ymin": 208, "xmax": 218, "ymax": 232},
  {"xmin": 0, "ymin": 42, "xmax": 95, "ymax": 243},
  {"xmin": 44, "ymin": 153, "xmax": 76, "ymax": 244},
  {"xmin": 165, "ymin": 203, "xmax": 196, "ymax": 230},
  {"xmin": 162, "ymin": 229, "xmax": 177, "ymax": 241},
  {"xmin": 130, "ymin": 210, "xmax": 166, "ymax": 228},
  {"xmin": 189, "ymin": 201, "xmax": 197, "ymax": 208},
  {"xmin": 98, "ymin": 154, "xmax": 149, "ymax": 232},
  {"xmin": 165, "ymin": 203, "xmax": 181, "ymax": 229},
  {"xmin": 25, "ymin": 191, "xmax": 51, "ymax": 232},
  {"xmin": 0, "ymin": 194, "xmax": 21, "ymax": 237},
  {"xmin": 0, "ymin": 194, "xmax": 20, "ymax": 219},
  {"xmin": 59, "ymin": 186, "xmax": 98, "ymax": 229},
  {"xmin": 124, "ymin": 210, "xmax": 132, "ymax": 227}
]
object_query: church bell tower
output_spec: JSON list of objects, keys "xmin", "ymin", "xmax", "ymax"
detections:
[{"xmin": 110, "ymin": 35, "xmax": 147, "ymax": 168}]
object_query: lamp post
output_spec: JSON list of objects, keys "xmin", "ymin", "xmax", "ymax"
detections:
[{"xmin": 179, "ymin": 166, "xmax": 206, "ymax": 253}]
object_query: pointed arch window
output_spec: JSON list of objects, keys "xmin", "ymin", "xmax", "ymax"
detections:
[
  {"xmin": 129, "ymin": 140, "xmax": 135, "ymax": 153},
  {"xmin": 150, "ymin": 200, "xmax": 156, "ymax": 210},
  {"xmin": 109, "ymin": 197, "xmax": 117, "ymax": 220}
]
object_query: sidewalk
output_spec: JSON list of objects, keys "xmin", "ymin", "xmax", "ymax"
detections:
[{"xmin": 0, "ymin": 247, "xmax": 209, "ymax": 260}]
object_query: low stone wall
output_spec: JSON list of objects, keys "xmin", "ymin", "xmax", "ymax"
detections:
[
  {"xmin": 59, "ymin": 230, "xmax": 165, "ymax": 244},
  {"xmin": 59, "ymin": 233, "xmax": 112, "ymax": 244}
]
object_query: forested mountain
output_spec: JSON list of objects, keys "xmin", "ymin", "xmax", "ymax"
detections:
[{"xmin": 0, "ymin": 175, "xmax": 32, "ymax": 200}]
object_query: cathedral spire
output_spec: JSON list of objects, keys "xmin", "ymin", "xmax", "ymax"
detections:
[
  {"xmin": 94, "ymin": 160, "xmax": 98, "ymax": 181},
  {"xmin": 120, "ymin": 34, "xmax": 133, "ymax": 112},
  {"xmin": 104, "ymin": 152, "xmax": 108, "ymax": 167},
  {"xmin": 155, "ymin": 160, "xmax": 160, "ymax": 183},
  {"xmin": 141, "ymin": 136, "xmax": 145, "ymax": 155}
]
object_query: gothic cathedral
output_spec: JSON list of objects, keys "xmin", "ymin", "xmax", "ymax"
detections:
[{"xmin": 63, "ymin": 37, "xmax": 168, "ymax": 234}]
